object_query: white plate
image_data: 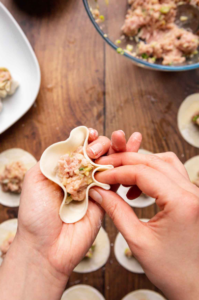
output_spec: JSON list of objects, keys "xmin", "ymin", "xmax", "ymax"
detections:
[
  {"xmin": 122, "ymin": 289, "xmax": 166, "ymax": 300},
  {"xmin": 0, "ymin": 3, "xmax": 40, "ymax": 134}
]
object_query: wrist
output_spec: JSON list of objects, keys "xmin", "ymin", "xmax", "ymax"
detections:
[
  {"xmin": 162, "ymin": 275, "xmax": 199, "ymax": 300},
  {"xmin": 0, "ymin": 233, "xmax": 68, "ymax": 300}
]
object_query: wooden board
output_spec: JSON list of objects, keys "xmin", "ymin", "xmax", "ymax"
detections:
[{"xmin": 0, "ymin": 0, "xmax": 199, "ymax": 299}]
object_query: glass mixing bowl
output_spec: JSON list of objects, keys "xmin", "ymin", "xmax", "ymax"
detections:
[{"xmin": 83, "ymin": 0, "xmax": 199, "ymax": 71}]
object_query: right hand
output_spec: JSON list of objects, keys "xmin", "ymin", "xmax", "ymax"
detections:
[{"xmin": 89, "ymin": 152, "xmax": 199, "ymax": 300}]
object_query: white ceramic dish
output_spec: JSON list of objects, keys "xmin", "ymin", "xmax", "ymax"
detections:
[
  {"xmin": 122, "ymin": 289, "xmax": 166, "ymax": 300},
  {"xmin": 114, "ymin": 219, "xmax": 149, "ymax": 274},
  {"xmin": 61, "ymin": 285, "xmax": 105, "ymax": 300},
  {"xmin": 117, "ymin": 149, "xmax": 155, "ymax": 208},
  {"xmin": 0, "ymin": 3, "xmax": 41, "ymax": 134}
]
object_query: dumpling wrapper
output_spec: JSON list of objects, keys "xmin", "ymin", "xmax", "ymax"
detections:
[
  {"xmin": 40, "ymin": 126, "xmax": 113, "ymax": 224},
  {"xmin": 0, "ymin": 149, "xmax": 37, "ymax": 207},
  {"xmin": 61, "ymin": 285, "xmax": 105, "ymax": 300},
  {"xmin": 177, "ymin": 93, "xmax": 199, "ymax": 148},
  {"xmin": 0, "ymin": 218, "xmax": 18, "ymax": 266},
  {"xmin": 117, "ymin": 149, "xmax": 155, "ymax": 208},
  {"xmin": 74, "ymin": 227, "xmax": 110, "ymax": 273},
  {"xmin": 184, "ymin": 155, "xmax": 199, "ymax": 183},
  {"xmin": 122, "ymin": 290, "xmax": 166, "ymax": 300},
  {"xmin": 114, "ymin": 219, "xmax": 149, "ymax": 274}
]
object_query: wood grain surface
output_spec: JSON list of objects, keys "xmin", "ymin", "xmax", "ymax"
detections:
[{"xmin": 0, "ymin": 0, "xmax": 199, "ymax": 299}]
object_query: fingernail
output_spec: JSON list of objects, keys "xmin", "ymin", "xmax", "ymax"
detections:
[
  {"xmin": 89, "ymin": 189, "xmax": 102, "ymax": 204},
  {"xmin": 132, "ymin": 132, "xmax": 142, "ymax": 142},
  {"xmin": 88, "ymin": 143, "xmax": 103, "ymax": 156},
  {"xmin": 119, "ymin": 130, "xmax": 125, "ymax": 136}
]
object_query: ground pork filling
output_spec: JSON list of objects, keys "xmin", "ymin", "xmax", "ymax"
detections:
[
  {"xmin": 0, "ymin": 234, "xmax": 15, "ymax": 259},
  {"xmin": 122, "ymin": 0, "xmax": 199, "ymax": 65},
  {"xmin": 0, "ymin": 161, "xmax": 27, "ymax": 193},
  {"xmin": 58, "ymin": 146, "xmax": 95, "ymax": 201}
]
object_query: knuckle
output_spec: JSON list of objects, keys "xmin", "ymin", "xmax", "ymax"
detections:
[
  {"xmin": 182, "ymin": 193, "xmax": 199, "ymax": 218},
  {"xmin": 107, "ymin": 201, "xmax": 120, "ymax": 222},
  {"xmin": 165, "ymin": 151, "xmax": 178, "ymax": 162},
  {"xmin": 147, "ymin": 154, "xmax": 160, "ymax": 165}
]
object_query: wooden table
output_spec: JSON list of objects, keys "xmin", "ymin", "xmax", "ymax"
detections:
[{"xmin": 1, "ymin": 0, "xmax": 199, "ymax": 299}]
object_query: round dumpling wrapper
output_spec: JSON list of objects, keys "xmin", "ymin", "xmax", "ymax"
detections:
[
  {"xmin": 177, "ymin": 93, "xmax": 199, "ymax": 148},
  {"xmin": 122, "ymin": 289, "xmax": 166, "ymax": 300},
  {"xmin": 184, "ymin": 155, "xmax": 199, "ymax": 183},
  {"xmin": 0, "ymin": 149, "xmax": 37, "ymax": 207},
  {"xmin": 117, "ymin": 149, "xmax": 155, "ymax": 208},
  {"xmin": 114, "ymin": 219, "xmax": 149, "ymax": 274},
  {"xmin": 74, "ymin": 227, "xmax": 110, "ymax": 273},
  {"xmin": 61, "ymin": 285, "xmax": 105, "ymax": 300}
]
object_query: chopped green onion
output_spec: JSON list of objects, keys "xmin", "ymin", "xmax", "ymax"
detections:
[
  {"xmin": 79, "ymin": 168, "xmax": 84, "ymax": 171},
  {"xmin": 141, "ymin": 53, "xmax": 149, "ymax": 59},
  {"xmin": 160, "ymin": 6, "xmax": 170, "ymax": 14},
  {"xmin": 116, "ymin": 48, "xmax": 124, "ymax": 55},
  {"xmin": 116, "ymin": 39, "xmax": 121, "ymax": 44}
]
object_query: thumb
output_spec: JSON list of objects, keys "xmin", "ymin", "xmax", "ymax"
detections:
[{"xmin": 89, "ymin": 187, "xmax": 147, "ymax": 250}]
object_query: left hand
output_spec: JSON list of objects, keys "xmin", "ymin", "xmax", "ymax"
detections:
[{"xmin": 10, "ymin": 129, "xmax": 142, "ymax": 283}]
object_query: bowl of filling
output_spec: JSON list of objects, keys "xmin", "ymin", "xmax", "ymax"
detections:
[{"xmin": 83, "ymin": 0, "xmax": 199, "ymax": 71}]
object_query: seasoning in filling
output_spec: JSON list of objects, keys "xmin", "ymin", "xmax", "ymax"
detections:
[
  {"xmin": 122, "ymin": 0, "xmax": 199, "ymax": 65},
  {"xmin": 0, "ymin": 233, "xmax": 15, "ymax": 259},
  {"xmin": 58, "ymin": 146, "xmax": 95, "ymax": 201},
  {"xmin": 0, "ymin": 68, "xmax": 19, "ymax": 112},
  {"xmin": 85, "ymin": 242, "xmax": 96, "ymax": 259},
  {"xmin": 124, "ymin": 248, "xmax": 133, "ymax": 258},
  {"xmin": 0, "ymin": 161, "xmax": 27, "ymax": 193},
  {"xmin": 192, "ymin": 112, "xmax": 199, "ymax": 126}
]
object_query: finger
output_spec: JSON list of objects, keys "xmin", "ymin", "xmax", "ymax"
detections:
[
  {"xmin": 127, "ymin": 185, "xmax": 142, "ymax": 200},
  {"xmin": 95, "ymin": 165, "xmax": 184, "ymax": 209},
  {"xmin": 96, "ymin": 152, "xmax": 197, "ymax": 197},
  {"xmin": 108, "ymin": 130, "xmax": 126, "ymax": 155},
  {"xmin": 126, "ymin": 132, "xmax": 142, "ymax": 152},
  {"xmin": 155, "ymin": 152, "xmax": 189, "ymax": 179},
  {"xmin": 86, "ymin": 136, "xmax": 111, "ymax": 159},
  {"xmin": 89, "ymin": 187, "xmax": 148, "ymax": 249},
  {"xmin": 88, "ymin": 128, "xmax": 98, "ymax": 143}
]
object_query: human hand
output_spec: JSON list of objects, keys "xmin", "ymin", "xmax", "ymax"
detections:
[
  {"xmin": 90, "ymin": 152, "xmax": 199, "ymax": 300},
  {"xmin": 1, "ymin": 129, "xmax": 142, "ymax": 299}
]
